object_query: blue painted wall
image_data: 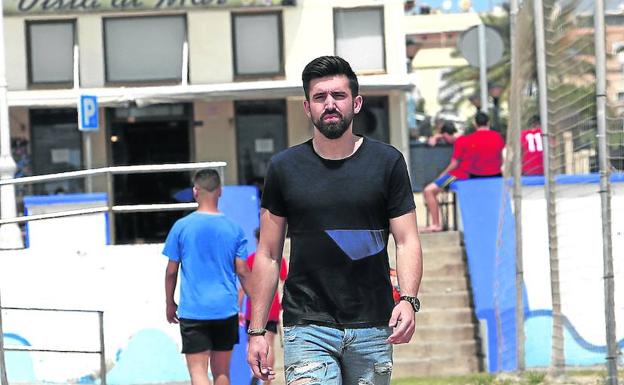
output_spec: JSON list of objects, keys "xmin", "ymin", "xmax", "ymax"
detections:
[{"xmin": 452, "ymin": 174, "xmax": 624, "ymax": 372}]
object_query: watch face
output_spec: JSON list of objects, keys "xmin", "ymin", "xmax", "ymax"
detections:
[
  {"xmin": 400, "ymin": 296, "xmax": 420, "ymax": 312},
  {"xmin": 412, "ymin": 298, "xmax": 421, "ymax": 312}
]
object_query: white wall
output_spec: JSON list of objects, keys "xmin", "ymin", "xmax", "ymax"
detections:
[
  {"xmin": 521, "ymin": 182, "xmax": 624, "ymax": 365},
  {"xmin": 4, "ymin": 17, "xmax": 27, "ymax": 90},
  {"xmin": 188, "ymin": 10, "xmax": 233, "ymax": 84},
  {"xmin": 0, "ymin": 244, "xmax": 177, "ymax": 382},
  {"xmin": 78, "ymin": 15, "xmax": 105, "ymax": 87}
]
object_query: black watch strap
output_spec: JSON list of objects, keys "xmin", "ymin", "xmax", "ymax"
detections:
[
  {"xmin": 399, "ymin": 295, "xmax": 421, "ymax": 312},
  {"xmin": 247, "ymin": 328, "xmax": 267, "ymax": 336}
]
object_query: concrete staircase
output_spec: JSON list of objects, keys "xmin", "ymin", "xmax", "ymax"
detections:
[
  {"xmin": 269, "ymin": 231, "xmax": 482, "ymax": 384},
  {"xmin": 392, "ymin": 230, "xmax": 483, "ymax": 377}
]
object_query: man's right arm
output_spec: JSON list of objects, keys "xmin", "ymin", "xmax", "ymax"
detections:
[
  {"xmin": 436, "ymin": 157, "xmax": 458, "ymax": 179},
  {"xmin": 435, "ymin": 136, "xmax": 466, "ymax": 180},
  {"xmin": 247, "ymin": 208, "xmax": 286, "ymax": 382}
]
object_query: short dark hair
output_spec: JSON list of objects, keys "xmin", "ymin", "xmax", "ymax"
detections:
[
  {"xmin": 440, "ymin": 121, "xmax": 457, "ymax": 135},
  {"xmin": 528, "ymin": 115, "xmax": 541, "ymax": 127},
  {"xmin": 301, "ymin": 56, "xmax": 359, "ymax": 100},
  {"xmin": 193, "ymin": 169, "xmax": 220, "ymax": 192},
  {"xmin": 475, "ymin": 111, "xmax": 489, "ymax": 127},
  {"xmin": 254, "ymin": 227, "xmax": 260, "ymax": 241}
]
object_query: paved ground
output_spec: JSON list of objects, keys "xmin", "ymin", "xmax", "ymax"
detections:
[
  {"xmin": 490, "ymin": 371, "xmax": 622, "ymax": 385},
  {"xmin": 14, "ymin": 371, "xmax": 621, "ymax": 385}
]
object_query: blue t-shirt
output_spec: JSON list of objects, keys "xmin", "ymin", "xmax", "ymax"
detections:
[{"xmin": 163, "ymin": 211, "xmax": 247, "ymax": 320}]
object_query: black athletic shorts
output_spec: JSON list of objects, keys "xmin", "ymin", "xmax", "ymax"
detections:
[
  {"xmin": 245, "ymin": 319, "xmax": 279, "ymax": 334},
  {"xmin": 179, "ymin": 314, "xmax": 239, "ymax": 353},
  {"xmin": 470, "ymin": 173, "xmax": 503, "ymax": 179}
]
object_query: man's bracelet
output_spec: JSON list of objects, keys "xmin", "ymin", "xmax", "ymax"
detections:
[{"xmin": 247, "ymin": 328, "xmax": 267, "ymax": 336}]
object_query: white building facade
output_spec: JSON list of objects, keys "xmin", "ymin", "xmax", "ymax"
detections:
[{"xmin": 3, "ymin": 0, "xmax": 412, "ymax": 242}]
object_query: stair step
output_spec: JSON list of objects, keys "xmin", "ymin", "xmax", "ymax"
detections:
[
  {"xmin": 419, "ymin": 291, "xmax": 472, "ymax": 308},
  {"xmin": 419, "ymin": 231, "xmax": 461, "ymax": 249},
  {"xmin": 388, "ymin": 232, "xmax": 462, "ymax": 260},
  {"xmin": 413, "ymin": 323, "xmax": 479, "ymax": 341},
  {"xmin": 392, "ymin": 354, "xmax": 481, "ymax": 377},
  {"xmin": 416, "ymin": 308, "xmax": 474, "ymax": 324},
  {"xmin": 395, "ymin": 339, "xmax": 479, "ymax": 357},
  {"xmin": 423, "ymin": 253, "xmax": 466, "ymax": 270},
  {"xmin": 424, "ymin": 245, "xmax": 463, "ymax": 254},
  {"xmin": 419, "ymin": 277, "xmax": 470, "ymax": 293},
  {"xmin": 423, "ymin": 261, "xmax": 467, "ymax": 277},
  {"xmin": 423, "ymin": 248, "xmax": 464, "ymax": 262}
]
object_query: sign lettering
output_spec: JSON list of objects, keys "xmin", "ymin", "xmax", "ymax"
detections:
[
  {"xmin": 18, "ymin": 0, "xmax": 102, "ymax": 12},
  {"xmin": 6, "ymin": 0, "xmax": 294, "ymax": 14},
  {"xmin": 79, "ymin": 95, "xmax": 99, "ymax": 132}
]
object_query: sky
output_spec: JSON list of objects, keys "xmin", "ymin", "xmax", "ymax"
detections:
[
  {"xmin": 417, "ymin": 0, "xmax": 624, "ymax": 13},
  {"xmin": 415, "ymin": 0, "xmax": 506, "ymax": 13}
]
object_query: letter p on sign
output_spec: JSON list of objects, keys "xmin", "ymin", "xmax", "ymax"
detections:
[{"xmin": 79, "ymin": 95, "xmax": 99, "ymax": 131}]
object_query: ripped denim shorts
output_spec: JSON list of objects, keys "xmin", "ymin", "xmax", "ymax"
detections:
[{"xmin": 282, "ymin": 324, "xmax": 393, "ymax": 385}]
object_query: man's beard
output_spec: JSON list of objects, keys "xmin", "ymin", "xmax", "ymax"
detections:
[{"xmin": 314, "ymin": 110, "xmax": 354, "ymax": 139}]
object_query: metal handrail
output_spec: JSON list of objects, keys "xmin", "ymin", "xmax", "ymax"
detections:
[
  {"xmin": 0, "ymin": 162, "xmax": 227, "ymax": 186},
  {"xmin": 0, "ymin": 203, "xmax": 200, "ymax": 225},
  {"xmin": 0, "ymin": 307, "xmax": 106, "ymax": 385},
  {"xmin": 0, "ymin": 161, "xmax": 226, "ymax": 244}
]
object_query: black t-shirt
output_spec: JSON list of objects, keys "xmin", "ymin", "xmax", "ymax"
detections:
[{"xmin": 261, "ymin": 136, "xmax": 415, "ymax": 328}]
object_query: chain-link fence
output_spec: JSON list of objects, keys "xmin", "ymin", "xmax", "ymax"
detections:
[{"xmin": 497, "ymin": 0, "xmax": 623, "ymax": 379}]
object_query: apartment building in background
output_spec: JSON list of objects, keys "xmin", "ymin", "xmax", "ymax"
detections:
[{"xmin": 405, "ymin": 11, "xmax": 482, "ymax": 131}]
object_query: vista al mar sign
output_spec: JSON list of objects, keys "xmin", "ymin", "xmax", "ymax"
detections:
[{"xmin": 4, "ymin": 0, "xmax": 295, "ymax": 15}]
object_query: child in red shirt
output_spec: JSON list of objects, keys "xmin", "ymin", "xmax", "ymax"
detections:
[{"xmin": 241, "ymin": 228, "xmax": 287, "ymax": 385}]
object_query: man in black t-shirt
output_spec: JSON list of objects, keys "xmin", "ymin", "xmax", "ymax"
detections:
[{"xmin": 246, "ymin": 56, "xmax": 423, "ymax": 385}]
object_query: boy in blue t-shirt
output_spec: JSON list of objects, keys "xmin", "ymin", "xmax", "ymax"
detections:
[{"xmin": 164, "ymin": 169, "xmax": 251, "ymax": 385}]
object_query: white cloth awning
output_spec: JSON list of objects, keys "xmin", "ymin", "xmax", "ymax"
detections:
[{"xmin": 8, "ymin": 75, "xmax": 414, "ymax": 108}]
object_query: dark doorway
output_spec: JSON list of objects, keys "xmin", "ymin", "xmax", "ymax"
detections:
[
  {"xmin": 109, "ymin": 104, "xmax": 191, "ymax": 244},
  {"xmin": 235, "ymin": 100, "xmax": 287, "ymax": 195}
]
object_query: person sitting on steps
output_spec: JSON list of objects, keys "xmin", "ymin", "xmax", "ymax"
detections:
[{"xmin": 421, "ymin": 112, "xmax": 504, "ymax": 233}]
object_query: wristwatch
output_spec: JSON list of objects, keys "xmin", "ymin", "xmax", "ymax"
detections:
[
  {"xmin": 399, "ymin": 295, "xmax": 421, "ymax": 313},
  {"xmin": 247, "ymin": 328, "xmax": 267, "ymax": 336}
]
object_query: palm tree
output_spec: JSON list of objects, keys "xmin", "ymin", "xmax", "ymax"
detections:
[{"xmin": 439, "ymin": 9, "xmax": 511, "ymax": 133}]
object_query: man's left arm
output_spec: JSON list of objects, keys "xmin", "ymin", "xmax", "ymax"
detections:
[
  {"xmin": 236, "ymin": 257, "xmax": 253, "ymax": 298},
  {"xmin": 165, "ymin": 260, "xmax": 180, "ymax": 324},
  {"xmin": 387, "ymin": 210, "xmax": 423, "ymax": 344}
]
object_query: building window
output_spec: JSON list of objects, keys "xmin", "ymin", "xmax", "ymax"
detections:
[
  {"xmin": 27, "ymin": 20, "xmax": 75, "ymax": 85},
  {"xmin": 617, "ymin": 92, "xmax": 624, "ymax": 102},
  {"xmin": 334, "ymin": 7, "xmax": 385, "ymax": 73},
  {"xmin": 235, "ymin": 100, "xmax": 287, "ymax": 186},
  {"xmin": 232, "ymin": 12, "xmax": 283, "ymax": 77},
  {"xmin": 104, "ymin": 15, "xmax": 186, "ymax": 83},
  {"xmin": 30, "ymin": 109, "xmax": 83, "ymax": 195}
]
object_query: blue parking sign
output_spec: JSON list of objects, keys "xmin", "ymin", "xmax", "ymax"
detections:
[{"xmin": 79, "ymin": 95, "xmax": 99, "ymax": 131}]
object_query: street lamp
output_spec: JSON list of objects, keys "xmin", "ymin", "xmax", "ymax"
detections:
[
  {"xmin": 469, "ymin": 92, "xmax": 482, "ymax": 111},
  {"xmin": 406, "ymin": 38, "xmax": 421, "ymax": 73},
  {"xmin": 489, "ymin": 83, "xmax": 503, "ymax": 132}
]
